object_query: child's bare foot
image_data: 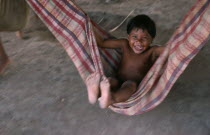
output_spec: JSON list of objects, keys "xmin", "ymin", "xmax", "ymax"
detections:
[
  {"xmin": 0, "ymin": 57, "xmax": 10, "ymax": 74},
  {"xmin": 99, "ymin": 77, "xmax": 113, "ymax": 108},
  {"xmin": 85, "ymin": 72, "xmax": 101, "ymax": 104}
]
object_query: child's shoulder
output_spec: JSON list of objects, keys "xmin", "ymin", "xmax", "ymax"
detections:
[
  {"xmin": 116, "ymin": 38, "xmax": 129, "ymax": 48},
  {"xmin": 150, "ymin": 45, "xmax": 165, "ymax": 52},
  {"xmin": 117, "ymin": 38, "xmax": 129, "ymax": 44},
  {"xmin": 150, "ymin": 45, "xmax": 165, "ymax": 60}
]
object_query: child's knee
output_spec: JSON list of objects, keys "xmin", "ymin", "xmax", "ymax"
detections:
[{"xmin": 108, "ymin": 77, "xmax": 119, "ymax": 90}]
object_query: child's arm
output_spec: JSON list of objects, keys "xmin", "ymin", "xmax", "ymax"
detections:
[
  {"xmin": 94, "ymin": 28, "xmax": 127, "ymax": 49},
  {"xmin": 151, "ymin": 46, "xmax": 165, "ymax": 62}
]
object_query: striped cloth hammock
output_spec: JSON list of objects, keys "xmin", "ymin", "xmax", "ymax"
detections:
[{"xmin": 26, "ymin": 0, "xmax": 210, "ymax": 115}]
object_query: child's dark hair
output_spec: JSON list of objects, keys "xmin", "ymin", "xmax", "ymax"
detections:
[{"xmin": 127, "ymin": 14, "xmax": 156, "ymax": 38}]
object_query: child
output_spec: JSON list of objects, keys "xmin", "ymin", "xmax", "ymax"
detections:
[{"xmin": 86, "ymin": 14, "xmax": 165, "ymax": 108}]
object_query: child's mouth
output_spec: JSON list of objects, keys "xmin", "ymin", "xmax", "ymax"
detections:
[{"xmin": 133, "ymin": 45, "xmax": 144, "ymax": 53}]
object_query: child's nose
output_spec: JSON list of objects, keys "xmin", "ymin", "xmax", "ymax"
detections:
[
  {"xmin": 136, "ymin": 39, "xmax": 142, "ymax": 44},
  {"xmin": 135, "ymin": 40, "xmax": 141, "ymax": 45}
]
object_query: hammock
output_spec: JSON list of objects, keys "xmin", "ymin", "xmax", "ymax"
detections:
[{"xmin": 26, "ymin": 0, "xmax": 210, "ymax": 115}]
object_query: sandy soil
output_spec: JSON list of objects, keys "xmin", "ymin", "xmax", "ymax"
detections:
[{"xmin": 0, "ymin": 0, "xmax": 210, "ymax": 135}]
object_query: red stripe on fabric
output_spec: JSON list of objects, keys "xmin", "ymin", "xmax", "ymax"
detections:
[
  {"xmin": 29, "ymin": 0, "xmax": 93, "ymax": 73},
  {"xmin": 91, "ymin": 20, "xmax": 110, "ymax": 37},
  {"xmin": 115, "ymin": 16, "xmax": 205, "ymax": 108},
  {"xmin": 103, "ymin": 49, "xmax": 119, "ymax": 66},
  {"xmin": 177, "ymin": 0, "xmax": 198, "ymax": 30},
  {"xmin": 84, "ymin": 21, "xmax": 100, "ymax": 73},
  {"xmin": 139, "ymin": 26, "xmax": 208, "ymax": 115},
  {"xmin": 185, "ymin": 40, "xmax": 196, "ymax": 52},
  {"xmin": 88, "ymin": 24, "xmax": 103, "ymax": 74},
  {"xmin": 52, "ymin": 0, "xmax": 86, "ymax": 30},
  {"xmin": 91, "ymin": 20, "xmax": 120, "ymax": 67},
  {"xmin": 131, "ymin": 33, "xmax": 208, "ymax": 115},
  {"xmin": 168, "ymin": 1, "xmax": 204, "ymax": 49},
  {"xmin": 170, "ymin": 16, "xmax": 202, "ymax": 53}
]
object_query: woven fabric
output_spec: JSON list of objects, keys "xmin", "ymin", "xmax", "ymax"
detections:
[{"xmin": 27, "ymin": 0, "xmax": 210, "ymax": 115}]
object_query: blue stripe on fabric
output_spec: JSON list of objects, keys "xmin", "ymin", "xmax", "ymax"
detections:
[
  {"xmin": 62, "ymin": 0, "xmax": 86, "ymax": 18},
  {"xmin": 35, "ymin": 0, "xmax": 94, "ymax": 66},
  {"xmin": 99, "ymin": 50, "xmax": 117, "ymax": 71},
  {"xmin": 112, "ymin": 0, "xmax": 210, "ymax": 111},
  {"xmin": 171, "ymin": 0, "xmax": 209, "ymax": 42},
  {"xmin": 139, "ymin": 35, "xmax": 210, "ymax": 113},
  {"xmin": 132, "ymin": 0, "xmax": 210, "ymax": 114}
]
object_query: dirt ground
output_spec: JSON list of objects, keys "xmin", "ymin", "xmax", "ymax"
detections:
[{"xmin": 0, "ymin": 0, "xmax": 210, "ymax": 135}]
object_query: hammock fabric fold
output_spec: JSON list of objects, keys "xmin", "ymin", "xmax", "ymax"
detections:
[{"xmin": 26, "ymin": 0, "xmax": 210, "ymax": 115}]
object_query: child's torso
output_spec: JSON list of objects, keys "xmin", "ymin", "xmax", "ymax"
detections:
[{"xmin": 117, "ymin": 45, "xmax": 154, "ymax": 83}]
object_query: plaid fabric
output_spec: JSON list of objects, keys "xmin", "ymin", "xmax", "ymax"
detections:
[{"xmin": 27, "ymin": 0, "xmax": 210, "ymax": 115}]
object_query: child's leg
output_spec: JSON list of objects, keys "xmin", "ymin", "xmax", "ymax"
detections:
[
  {"xmin": 108, "ymin": 77, "xmax": 120, "ymax": 90},
  {"xmin": 112, "ymin": 80, "xmax": 137, "ymax": 103},
  {"xmin": 0, "ymin": 38, "xmax": 10, "ymax": 73}
]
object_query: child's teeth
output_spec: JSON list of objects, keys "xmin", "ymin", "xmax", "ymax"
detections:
[{"xmin": 136, "ymin": 46, "xmax": 142, "ymax": 49}]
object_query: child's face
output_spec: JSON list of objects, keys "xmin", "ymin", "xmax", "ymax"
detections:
[{"xmin": 128, "ymin": 28, "xmax": 153, "ymax": 54}]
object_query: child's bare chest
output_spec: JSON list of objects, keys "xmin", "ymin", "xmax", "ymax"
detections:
[{"xmin": 117, "ymin": 50, "xmax": 153, "ymax": 83}]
